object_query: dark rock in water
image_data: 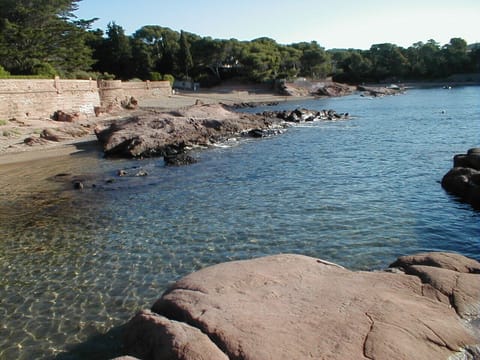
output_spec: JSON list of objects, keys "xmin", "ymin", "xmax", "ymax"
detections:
[
  {"xmin": 246, "ymin": 128, "xmax": 284, "ymax": 138},
  {"xmin": 442, "ymin": 148, "xmax": 480, "ymax": 209},
  {"xmin": 73, "ymin": 181, "xmax": 84, "ymax": 190},
  {"xmin": 259, "ymin": 108, "xmax": 349, "ymax": 123},
  {"xmin": 164, "ymin": 153, "xmax": 198, "ymax": 166},
  {"xmin": 118, "ymin": 252, "xmax": 479, "ymax": 360}
]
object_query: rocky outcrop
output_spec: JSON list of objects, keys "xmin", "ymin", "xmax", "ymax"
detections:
[
  {"xmin": 314, "ymin": 82, "xmax": 355, "ymax": 97},
  {"xmin": 119, "ymin": 252, "xmax": 480, "ymax": 360},
  {"xmin": 260, "ymin": 108, "xmax": 349, "ymax": 122},
  {"xmin": 277, "ymin": 81, "xmax": 354, "ymax": 97},
  {"xmin": 358, "ymin": 85, "xmax": 405, "ymax": 97},
  {"xmin": 442, "ymin": 148, "xmax": 480, "ymax": 209},
  {"xmin": 94, "ymin": 104, "xmax": 284, "ymax": 159}
]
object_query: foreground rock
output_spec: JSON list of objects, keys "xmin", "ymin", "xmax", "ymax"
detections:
[
  {"xmin": 94, "ymin": 104, "xmax": 283, "ymax": 159},
  {"xmin": 120, "ymin": 252, "xmax": 479, "ymax": 360},
  {"xmin": 442, "ymin": 148, "xmax": 480, "ymax": 209}
]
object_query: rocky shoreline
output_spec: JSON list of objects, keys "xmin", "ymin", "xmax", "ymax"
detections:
[
  {"xmin": 94, "ymin": 104, "xmax": 350, "ymax": 163},
  {"xmin": 113, "ymin": 252, "xmax": 480, "ymax": 360}
]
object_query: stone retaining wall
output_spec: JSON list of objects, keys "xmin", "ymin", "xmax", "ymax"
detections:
[{"xmin": 0, "ymin": 78, "xmax": 171, "ymax": 120}]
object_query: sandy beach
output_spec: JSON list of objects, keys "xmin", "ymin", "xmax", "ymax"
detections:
[{"xmin": 0, "ymin": 88, "xmax": 304, "ymax": 166}]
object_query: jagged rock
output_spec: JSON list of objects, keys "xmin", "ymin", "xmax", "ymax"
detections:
[
  {"xmin": 259, "ymin": 108, "xmax": 349, "ymax": 123},
  {"xmin": 246, "ymin": 128, "xmax": 284, "ymax": 138},
  {"xmin": 121, "ymin": 96, "xmax": 139, "ymax": 110},
  {"xmin": 94, "ymin": 104, "xmax": 282, "ymax": 159},
  {"xmin": 52, "ymin": 110, "xmax": 85, "ymax": 122},
  {"xmin": 442, "ymin": 148, "xmax": 480, "ymax": 209},
  {"xmin": 121, "ymin": 253, "xmax": 479, "ymax": 360},
  {"xmin": 314, "ymin": 82, "xmax": 354, "ymax": 97}
]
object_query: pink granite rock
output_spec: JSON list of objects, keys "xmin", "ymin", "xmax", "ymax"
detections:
[{"xmin": 122, "ymin": 253, "xmax": 479, "ymax": 360}]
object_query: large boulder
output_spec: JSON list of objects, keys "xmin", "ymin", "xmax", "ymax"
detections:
[
  {"xmin": 442, "ymin": 148, "xmax": 480, "ymax": 209},
  {"xmin": 94, "ymin": 104, "xmax": 282, "ymax": 158},
  {"xmin": 120, "ymin": 253, "xmax": 479, "ymax": 360}
]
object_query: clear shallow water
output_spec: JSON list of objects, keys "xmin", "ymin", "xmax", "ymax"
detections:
[{"xmin": 0, "ymin": 86, "xmax": 479, "ymax": 359}]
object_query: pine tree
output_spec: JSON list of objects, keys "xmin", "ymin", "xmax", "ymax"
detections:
[
  {"xmin": 0, "ymin": 0, "xmax": 95, "ymax": 75},
  {"xmin": 178, "ymin": 30, "xmax": 194, "ymax": 79}
]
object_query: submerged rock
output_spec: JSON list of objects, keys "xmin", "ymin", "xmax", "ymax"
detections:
[
  {"xmin": 442, "ymin": 148, "xmax": 480, "ymax": 209},
  {"xmin": 164, "ymin": 153, "xmax": 198, "ymax": 166},
  {"xmin": 119, "ymin": 252, "xmax": 479, "ymax": 360}
]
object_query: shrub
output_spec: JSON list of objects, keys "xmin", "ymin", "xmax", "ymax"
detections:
[
  {"xmin": 150, "ymin": 72, "xmax": 162, "ymax": 81},
  {"xmin": 69, "ymin": 70, "xmax": 100, "ymax": 80},
  {"xmin": 98, "ymin": 72, "xmax": 116, "ymax": 80},
  {"xmin": 0, "ymin": 65, "xmax": 11, "ymax": 78},
  {"xmin": 163, "ymin": 74, "xmax": 175, "ymax": 86},
  {"xmin": 31, "ymin": 62, "xmax": 58, "ymax": 77}
]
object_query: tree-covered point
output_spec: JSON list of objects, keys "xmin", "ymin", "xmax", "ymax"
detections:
[{"xmin": 0, "ymin": 0, "xmax": 478, "ymax": 84}]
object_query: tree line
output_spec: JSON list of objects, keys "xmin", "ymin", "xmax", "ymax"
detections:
[{"xmin": 1, "ymin": 0, "xmax": 479, "ymax": 84}]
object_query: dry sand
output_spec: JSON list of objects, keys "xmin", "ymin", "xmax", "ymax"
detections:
[{"xmin": 0, "ymin": 89, "xmax": 304, "ymax": 166}]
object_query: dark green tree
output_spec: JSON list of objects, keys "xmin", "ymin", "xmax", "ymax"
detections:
[
  {"xmin": 240, "ymin": 37, "xmax": 281, "ymax": 82},
  {"xmin": 442, "ymin": 37, "xmax": 470, "ymax": 75},
  {"xmin": 368, "ymin": 43, "xmax": 409, "ymax": 81},
  {"xmin": 178, "ymin": 30, "xmax": 194, "ymax": 78},
  {"xmin": 292, "ymin": 41, "xmax": 332, "ymax": 79},
  {"xmin": 0, "ymin": 0, "xmax": 95, "ymax": 75},
  {"xmin": 132, "ymin": 25, "xmax": 179, "ymax": 75},
  {"xmin": 93, "ymin": 22, "xmax": 133, "ymax": 80}
]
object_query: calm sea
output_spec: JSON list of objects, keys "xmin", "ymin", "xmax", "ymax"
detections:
[{"xmin": 0, "ymin": 86, "xmax": 479, "ymax": 359}]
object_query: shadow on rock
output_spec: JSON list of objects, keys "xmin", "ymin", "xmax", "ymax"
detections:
[{"xmin": 442, "ymin": 148, "xmax": 480, "ymax": 210}]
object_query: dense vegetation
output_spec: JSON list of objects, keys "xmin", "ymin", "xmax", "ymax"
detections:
[{"xmin": 1, "ymin": 0, "xmax": 479, "ymax": 85}]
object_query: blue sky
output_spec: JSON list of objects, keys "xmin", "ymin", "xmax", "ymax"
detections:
[{"xmin": 74, "ymin": 0, "xmax": 480, "ymax": 49}]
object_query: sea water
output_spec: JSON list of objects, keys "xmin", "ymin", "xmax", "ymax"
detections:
[{"xmin": 0, "ymin": 86, "xmax": 479, "ymax": 359}]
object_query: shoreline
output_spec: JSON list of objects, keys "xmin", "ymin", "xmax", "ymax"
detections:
[
  {"xmin": 0, "ymin": 90, "xmax": 313, "ymax": 166},
  {"xmin": 1, "ymin": 81, "xmax": 478, "ymax": 166}
]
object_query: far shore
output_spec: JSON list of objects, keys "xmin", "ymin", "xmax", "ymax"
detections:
[{"xmin": 1, "ymin": 80, "xmax": 478, "ymax": 166}]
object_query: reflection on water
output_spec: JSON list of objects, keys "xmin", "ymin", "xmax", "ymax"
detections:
[{"xmin": 1, "ymin": 87, "xmax": 480, "ymax": 359}]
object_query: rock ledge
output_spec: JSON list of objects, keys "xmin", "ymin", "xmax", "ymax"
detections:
[{"xmin": 118, "ymin": 252, "xmax": 479, "ymax": 360}]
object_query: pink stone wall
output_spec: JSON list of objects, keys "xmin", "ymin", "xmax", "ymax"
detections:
[{"xmin": 0, "ymin": 78, "xmax": 172, "ymax": 120}]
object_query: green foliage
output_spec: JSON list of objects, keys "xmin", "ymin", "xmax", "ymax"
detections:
[
  {"xmin": 68, "ymin": 70, "xmax": 100, "ymax": 80},
  {"xmin": 178, "ymin": 30, "xmax": 194, "ymax": 78},
  {"xmin": 0, "ymin": 0, "xmax": 95, "ymax": 76},
  {"xmin": 0, "ymin": 119, "xmax": 8, "ymax": 126},
  {"xmin": 31, "ymin": 62, "xmax": 58, "ymax": 77},
  {"xmin": 163, "ymin": 74, "xmax": 175, "ymax": 85},
  {"xmin": 97, "ymin": 72, "xmax": 116, "ymax": 80},
  {"xmin": 0, "ymin": 65, "xmax": 10, "ymax": 78},
  {"xmin": 0, "ymin": 1, "xmax": 477, "ymax": 84},
  {"xmin": 150, "ymin": 72, "xmax": 162, "ymax": 81}
]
